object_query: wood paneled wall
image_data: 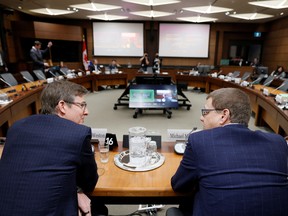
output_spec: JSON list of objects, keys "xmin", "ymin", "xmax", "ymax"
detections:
[{"xmin": 2, "ymin": 9, "xmax": 288, "ymax": 71}]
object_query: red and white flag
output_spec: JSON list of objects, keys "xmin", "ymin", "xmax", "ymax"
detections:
[{"xmin": 82, "ymin": 35, "xmax": 88, "ymax": 70}]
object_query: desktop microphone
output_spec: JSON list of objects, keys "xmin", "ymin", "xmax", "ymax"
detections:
[
  {"xmin": 249, "ymin": 76, "xmax": 263, "ymax": 88},
  {"xmin": 23, "ymin": 76, "xmax": 36, "ymax": 89},
  {"xmin": 0, "ymin": 77, "xmax": 18, "ymax": 95},
  {"xmin": 269, "ymin": 82, "xmax": 286, "ymax": 96},
  {"xmin": 174, "ymin": 127, "xmax": 198, "ymax": 154}
]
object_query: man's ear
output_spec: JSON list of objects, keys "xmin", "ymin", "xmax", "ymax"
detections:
[
  {"xmin": 219, "ymin": 109, "xmax": 230, "ymax": 125},
  {"xmin": 57, "ymin": 100, "xmax": 66, "ymax": 114}
]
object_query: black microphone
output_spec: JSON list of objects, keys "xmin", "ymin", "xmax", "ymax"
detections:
[
  {"xmin": 0, "ymin": 77, "xmax": 18, "ymax": 95},
  {"xmin": 23, "ymin": 76, "xmax": 36, "ymax": 89}
]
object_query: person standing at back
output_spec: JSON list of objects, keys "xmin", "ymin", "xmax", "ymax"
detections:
[
  {"xmin": 139, "ymin": 52, "xmax": 150, "ymax": 72},
  {"xmin": 169, "ymin": 88, "xmax": 288, "ymax": 216},
  {"xmin": 0, "ymin": 48, "xmax": 8, "ymax": 73},
  {"xmin": 30, "ymin": 40, "xmax": 53, "ymax": 72},
  {"xmin": 0, "ymin": 80, "xmax": 98, "ymax": 216}
]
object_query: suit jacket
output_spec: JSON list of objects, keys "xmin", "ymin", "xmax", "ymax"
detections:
[
  {"xmin": 171, "ymin": 124, "xmax": 288, "ymax": 216},
  {"xmin": 88, "ymin": 63, "xmax": 100, "ymax": 73},
  {"xmin": 0, "ymin": 114, "xmax": 98, "ymax": 216},
  {"xmin": 30, "ymin": 46, "xmax": 49, "ymax": 70}
]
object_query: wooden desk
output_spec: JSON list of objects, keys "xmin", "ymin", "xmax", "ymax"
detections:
[{"xmin": 94, "ymin": 73, "xmax": 128, "ymax": 91}]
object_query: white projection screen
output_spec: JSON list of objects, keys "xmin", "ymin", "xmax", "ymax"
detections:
[
  {"xmin": 93, "ymin": 22, "xmax": 144, "ymax": 56},
  {"xmin": 159, "ymin": 23, "xmax": 210, "ymax": 58}
]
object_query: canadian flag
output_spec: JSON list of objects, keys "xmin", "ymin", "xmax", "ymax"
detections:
[{"xmin": 82, "ymin": 35, "xmax": 89, "ymax": 70}]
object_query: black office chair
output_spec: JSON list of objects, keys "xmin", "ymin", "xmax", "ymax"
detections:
[
  {"xmin": 33, "ymin": 70, "xmax": 46, "ymax": 80},
  {"xmin": 241, "ymin": 72, "xmax": 251, "ymax": 81},
  {"xmin": 0, "ymin": 73, "xmax": 18, "ymax": 86},
  {"xmin": 20, "ymin": 71, "xmax": 35, "ymax": 82}
]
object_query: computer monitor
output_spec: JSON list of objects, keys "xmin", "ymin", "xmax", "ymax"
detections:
[
  {"xmin": 257, "ymin": 66, "xmax": 269, "ymax": 75},
  {"xmin": 135, "ymin": 75, "xmax": 171, "ymax": 85},
  {"xmin": 129, "ymin": 84, "xmax": 178, "ymax": 109}
]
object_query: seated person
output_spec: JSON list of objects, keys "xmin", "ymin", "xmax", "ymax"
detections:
[
  {"xmin": 270, "ymin": 65, "xmax": 286, "ymax": 79},
  {"xmin": 153, "ymin": 53, "xmax": 161, "ymax": 73},
  {"xmin": 169, "ymin": 88, "xmax": 288, "ymax": 216},
  {"xmin": 88, "ymin": 58, "xmax": 101, "ymax": 73},
  {"xmin": 108, "ymin": 59, "xmax": 120, "ymax": 72}
]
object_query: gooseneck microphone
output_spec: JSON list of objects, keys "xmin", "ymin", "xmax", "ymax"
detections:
[
  {"xmin": 23, "ymin": 76, "xmax": 37, "ymax": 89},
  {"xmin": 0, "ymin": 77, "xmax": 18, "ymax": 95},
  {"xmin": 269, "ymin": 82, "xmax": 286, "ymax": 96}
]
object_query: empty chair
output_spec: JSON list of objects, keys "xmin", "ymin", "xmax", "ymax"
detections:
[
  {"xmin": 232, "ymin": 71, "xmax": 240, "ymax": 78},
  {"xmin": 20, "ymin": 71, "xmax": 34, "ymax": 82},
  {"xmin": 0, "ymin": 73, "xmax": 18, "ymax": 86},
  {"xmin": 33, "ymin": 70, "xmax": 46, "ymax": 80},
  {"xmin": 251, "ymin": 74, "xmax": 266, "ymax": 85},
  {"xmin": 278, "ymin": 80, "xmax": 288, "ymax": 92},
  {"xmin": 263, "ymin": 75, "xmax": 275, "ymax": 86},
  {"xmin": 60, "ymin": 67, "xmax": 69, "ymax": 75},
  {"xmin": 241, "ymin": 72, "xmax": 251, "ymax": 81}
]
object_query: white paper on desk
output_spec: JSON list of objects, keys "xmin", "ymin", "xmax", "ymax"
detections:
[
  {"xmin": 91, "ymin": 128, "xmax": 107, "ymax": 142},
  {"xmin": 167, "ymin": 129, "xmax": 193, "ymax": 141}
]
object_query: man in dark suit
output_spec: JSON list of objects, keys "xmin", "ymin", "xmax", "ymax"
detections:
[
  {"xmin": 169, "ymin": 88, "xmax": 288, "ymax": 216},
  {"xmin": 88, "ymin": 58, "xmax": 101, "ymax": 73},
  {"xmin": 30, "ymin": 40, "xmax": 53, "ymax": 72},
  {"xmin": 0, "ymin": 81, "xmax": 102, "ymax": 216}
]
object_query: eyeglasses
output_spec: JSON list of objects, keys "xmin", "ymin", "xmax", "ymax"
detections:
[
  {"xmin": 65, "ymin": 101, "xmax": 87, "ymax": 111},
  {"xmin": 201, "ymin": 108, "xmax": 223, "ymax": 116}
]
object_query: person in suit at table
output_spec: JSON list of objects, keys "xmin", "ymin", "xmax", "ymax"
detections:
[
  {"xmin": 108, "ymin": 59, "xmax": 120, "ymax": 72},
  {"xmin": 0, "ymin": 80, "xmax": 107, "ymax": 216},
  {"xmin": 30, "ymin": 40, "xmax": 53, "ymax": 72},
  {"xmin": 88, "ymin": 58, "xmax": 101, "ymax": 73},
  {"xmin": 168, "ymin": 88, "xmax": 288, "ymax": 216}
]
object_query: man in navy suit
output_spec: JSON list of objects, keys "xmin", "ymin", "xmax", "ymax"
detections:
[
  {"xmin": 30, "ymin": 40, "xmax": 53, "ymax": 72},
  {"xmin": 169, "ymin": 88, "xmax": 288, "ymax": 216},
  {"xmin": 88, "ymin": 58, "xmax": 101, "ymax": 73},
  {"xmin": 0, "ymin": 81, "xmax": 101, "ymax": 215}
]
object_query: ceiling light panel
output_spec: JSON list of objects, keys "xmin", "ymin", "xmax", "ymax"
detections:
[
  {"xmin": 87, "ymin": 14, "xmax": 128, "ymax": 21},
  {"xmin": 249, "ymin": 0, "xmax": 288, "ymax": 9},
  {"xmin": 229, "ymin": 13, "xmax": 274, "ymax": 20},
  {"xmin": 122, "ymin": 0, "xmax": 180, "ymax": 6},
  {"xmin": 177, "ymin": 16, "xmax": 218, "ymax": 23},
  {"xmin": 70, "ymin": 3, "xmax": 121, "ymax": 11},
  {"xmin": 30, "ymin": 8, "xmax": 75, "ymax": 16},
  {"xmin": 183, "ymin": 5, "xmax": 233, "ymax": 14},
  {"xmin": 130, "ymin": 10, "xmax": 174, "ymax": 17}
]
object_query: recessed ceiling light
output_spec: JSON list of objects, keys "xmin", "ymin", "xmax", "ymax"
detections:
[{"xmin": 122, "ymin": 0, "xmax": 180, "ymax": 6}]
